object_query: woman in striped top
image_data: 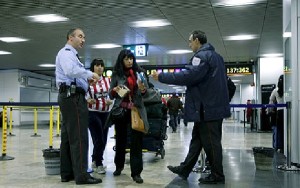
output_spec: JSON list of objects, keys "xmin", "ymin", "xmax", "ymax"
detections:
[{"xmin": 86, "ymin": 58, "xmax": 113, "ymax": 174}]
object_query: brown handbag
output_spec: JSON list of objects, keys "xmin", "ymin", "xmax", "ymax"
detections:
[{"xmin": 131, "ymin": 106, "xmax": 146, "ymax": 133}]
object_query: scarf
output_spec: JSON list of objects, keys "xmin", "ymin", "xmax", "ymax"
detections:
[{"xmin": 126, "ymin": 69, "xmax": 136, "ymax": 97}]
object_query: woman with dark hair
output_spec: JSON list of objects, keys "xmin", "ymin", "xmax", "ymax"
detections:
[
  {"xmin": 105, "ymin": 49, "xmax": 149, "ymax": 184},
  {"xmin": 269, "ymin": 74, "xmax": 284, "ymax": 152},
  {"xmin": 86, "ymin": 58, "xmax": 113, "ymax": 174}
]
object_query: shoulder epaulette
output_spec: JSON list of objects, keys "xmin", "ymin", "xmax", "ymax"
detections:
[{"xmin": 65, "ymin": 48, "xmax": 71, "ymax": 51}]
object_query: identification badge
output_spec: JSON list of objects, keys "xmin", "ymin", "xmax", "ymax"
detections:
[{"xmin": 192, "ymin": 57, "xmax": 201, "ymax": 66}]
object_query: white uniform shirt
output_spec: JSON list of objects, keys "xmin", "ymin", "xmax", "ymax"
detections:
[{"xmin": 86, "ymin": 76, "xmax": 112, "ymax": 112}]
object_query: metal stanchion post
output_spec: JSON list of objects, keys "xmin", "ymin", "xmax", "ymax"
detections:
[
  {"xmin": 8, "ymin": 107, "xmax": 15, "ymax": 136},
  {"xmin": 277, "ymin": 102, "xmax": 300, "ymax": 171},
  {"xmin": 31, "ymin": 108, "xmax": 41, "ymax": 137},
  {"xmin": 243, "ymin": 109, "xmax": 246, "ymax": 130},
  {"xmin": 0, "ymin": 106, "xmax": 15, "ymax": 161},
  {"xmin": 56, "ymin": 108, "xmax": 60, "ymax": 137},
  {"xmin": 49, "ymin": 106, "xmax": 54, "ymax": 148}
]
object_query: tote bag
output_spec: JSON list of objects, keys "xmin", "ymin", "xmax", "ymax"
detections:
[{"xmin": 131, "ymin": 106, "xmax": 146, "ymax": 133}]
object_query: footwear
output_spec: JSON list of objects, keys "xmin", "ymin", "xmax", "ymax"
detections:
[
  {"xmin": 167, "ymin": 165, "xmax": 187, "ymax": 180},
  {"xmin": 61, "ymin": 175, "xmax": 74, "ymax": 182},
  {"xmin": 199, "ymin": 174, "xmax": 225, "ymax": 184},
  {"xmin": 96, "ymin": 165, "xmax": 106, "ymax": 174},
  {"xmin": 132, "ymin": 175, "xmax": 144, "ymax": 184},
  {"xmin": 76, "ymin": 176, "xmax": 102, "ymax": 185},
  {"xmin": 113, "ymin": 168, "xmax": 123, "ymax": 176},
  {"xmin": 91, "ymin": 161, "xmax": 97, "ymax": 170}
]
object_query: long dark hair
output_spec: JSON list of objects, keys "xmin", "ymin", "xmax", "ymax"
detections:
[
  {"xmin": 112, "ymin": 49, "xmax": 141, "ymax": 77},
  {"xmin": 277, "ymin": 75, "xmax": 283, "ymax": 98}
]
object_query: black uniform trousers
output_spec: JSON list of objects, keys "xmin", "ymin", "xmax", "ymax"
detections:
[
  {"xmin": 114, "ymin": 109, "xmax": 144, "ymax": 177},
  {"xmin": 179, "ymin": 119, "xmax": 224, "ymax": 178},
  {"xmin": 58, "ymin": 90, "xmax": 89, "ymax": 181}
]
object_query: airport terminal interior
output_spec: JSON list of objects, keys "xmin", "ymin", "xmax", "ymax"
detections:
[
  {"xmin": 0, "ymin": 120, "xmax": 299, "ymax": 188},
  {"xmin": 1, "ymin": 0, "xmax": 300, "ymax": 187}
]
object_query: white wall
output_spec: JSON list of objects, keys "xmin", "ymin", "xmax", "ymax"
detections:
[{"xmin": 0, "ymin": 69, "xmax": 58, "ymax": 126}]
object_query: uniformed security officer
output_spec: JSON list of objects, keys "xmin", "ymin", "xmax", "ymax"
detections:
[{"xmin": 55, "ymin": 28, "xmax": 101, "ymax": 185}]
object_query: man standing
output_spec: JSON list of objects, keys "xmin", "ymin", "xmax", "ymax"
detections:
[
  {"xmin": 167, "ymin": 93, "xmax": 183, "ymax": 133},
  {"xmin": 152, "ymin": 30, "xmax": 230, "ymax": 184},
  {"xmin": 55, "ymin": 28, "xmax": 101, "ymax": 185}
]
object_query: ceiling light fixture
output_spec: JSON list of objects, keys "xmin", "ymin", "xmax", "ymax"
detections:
[
  {"xmin": 283, "ymin": 32, "xmax": 291, "ymax": 38},
  {"xmin": 136, "ymin": 59, "xmax": 149, "ymax": 63},
  {"xmin": 27, "ymin": 14, "xmax": 69, "ymax": 23},
  {"xmin": 0, "ymin": 50, "xmax": 12, "ymax": 55},
  {"xmin": 213, "ymin": 0, "xmax": 265, "ymax": 7},
  {"xmin": 0, "ymin": 37, "xmax": 29, "ymax": 43},
  {"xmin": 167, "ymin": 50, "xmax": 192, "ymax": 54},
  {"xmin": 224, "ymin": 35, "xmax": 257, "ymax": 40},
  {"xmin": 92, "ymin": 43, "xmax": 121, "ymax": 49},
  {"xmin": 130, "ymin": 19, "xmax": 171, "ymax": 28},
  {"xmin": 39, "ymin": 64, "xmax": 56, "ymax": 68},
  {"xmin": 261, "ymin": 53, "xmax": 283, "ymax": 57}
]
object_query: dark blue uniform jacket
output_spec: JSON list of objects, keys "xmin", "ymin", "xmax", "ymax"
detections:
[{"xmin": 158, "ymin": 43, "xmax": 230, "ymax": 122}]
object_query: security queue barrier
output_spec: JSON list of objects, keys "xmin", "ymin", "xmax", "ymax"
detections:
[
  {"xmin": 1, "ymin": 102, "xmax": 299, "ymax": 172},
  {"xmin": 231, "ymin": 102, "xmax": 299, "ymax": 171},
  {"xmin": 0, "ymin": 102, "xmax": 60, "ymax": 161}
]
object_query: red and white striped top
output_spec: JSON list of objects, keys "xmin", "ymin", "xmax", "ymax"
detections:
[{"xmin": 86, "ymin": 76, "xmax": 112, "ymax": 112}]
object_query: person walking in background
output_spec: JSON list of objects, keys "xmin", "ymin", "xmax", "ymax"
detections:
[
  {"xmin": 86, "ymin": 58, "xmax": 113, "ymax": 174},
  {"xmin": 55, "ymin": 28, "xmax": 101, "ymax": 185},
  {"xmin": 152, "ymin": 30, "xmax": 230, "ymax": 184},
  {"xmin": 268, "ymin": 75, "xmax": 284, "ymax": 153},
  {"xmin": 167, "ymin": 93, "xmax": 183, "ymax": 133},
  {"xmin": 105, "ymin": 49, "xmax": 149, "ymax": 184}
]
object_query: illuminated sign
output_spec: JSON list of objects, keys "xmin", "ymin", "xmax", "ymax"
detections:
[
  {"xmin": 226, "ymin": 64, "xmax": 252, "ymax": 75},
  {"xmin": 123, "ymin": 44, "xmax": 149, "ymax": 57}
]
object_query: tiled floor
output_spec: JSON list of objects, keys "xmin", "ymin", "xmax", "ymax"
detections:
[{"xmin": 0, "ymin": 120, "xmax": 299, "ymax": 188}]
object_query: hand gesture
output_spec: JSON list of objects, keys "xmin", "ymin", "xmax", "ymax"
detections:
[{"xmin": 151, "ymin": 71, "xmax": 159, "ymax": 81}]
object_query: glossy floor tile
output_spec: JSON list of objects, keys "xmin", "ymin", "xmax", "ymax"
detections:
[{"xmin": 0, "ymin": 120, "xmax": 299, "ymax": 187}]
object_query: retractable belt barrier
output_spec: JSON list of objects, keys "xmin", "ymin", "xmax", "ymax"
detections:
[
  {"xmin": 0, "ymin": 102, "xmax": 297, "ymax": 171},
  {"xmin": 0, "ymin": 102, "xmax": 59, "ymax": 161}
]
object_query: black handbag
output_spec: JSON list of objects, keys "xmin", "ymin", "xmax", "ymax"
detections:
[{"xmin": 111, "ymin": 107, "xmax": 126, "ymax": 123}]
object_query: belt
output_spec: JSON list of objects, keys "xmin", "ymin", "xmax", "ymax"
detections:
[{"xmin": 59, "ymin": 85, "xmax": 86, "ymax": 95}]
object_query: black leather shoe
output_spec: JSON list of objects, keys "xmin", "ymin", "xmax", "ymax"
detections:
[
  {"xmin": 132, "ymin": 175, "xmax": 144, "ymax": 184},
  {"xmin": 167, "ymin": 165, "xmax": 187, "ymax": 180},
  {"xmin": 61, "ymin": 175, "xmax": 74, "ymax": 182},
  {"xmin": 113, "ymin": 168, "xmax": 123, "ymax": 176},
  {"xmin": 199, "ymin": 175, "xmax": 225, "ymax": 184},
  {"xmin": 76, "ymin": 177, "xmax": 102, "ymax": 185}
]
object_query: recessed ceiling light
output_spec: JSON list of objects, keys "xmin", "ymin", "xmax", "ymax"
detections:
[
  {"xmin": 167, "ymin": 50, "xmax": 192, "ymax": 54},
  {"xmin": 0, "ymin": 50, "xmax": 12, "ymax": 55},
  {"xmin": 39, "ymin": 64, "xmax": 56, "ymax": 67},
  {"xmin": 0, "ymin": 37, "xmax": 29, "ymax": 43},
  {"xmin": 136, "ymin": 59, "xmax": 149, "ymax": 63},
  {"xmin": 92, "ymin": 43, "xmax": 121, "ymax": 49},
  {"xmin": 261, "ymin": 53, "xmax": 283, "ymax": 57},
  {"xmin": 27, "ymin": 14, "xmax": 69, "ymax": 23},
  {"xmin": 130, "ymin": 19, "xmax": 171, "ymax": 28},
  {"xmin": 283, "ymin": 32, "xmax": 291, "ymax": 38},
  {"xmin": 213, "ymin": 0, "xmax": 265, "ymax": 7},
  {"xmin": 224, "ymin": 35, "xmax": 257, "ymax": 40}
]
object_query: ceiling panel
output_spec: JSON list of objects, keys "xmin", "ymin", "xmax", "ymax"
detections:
[{"xmin": 0, "ymin": 0, "xmax": 283, "ymax": 93}]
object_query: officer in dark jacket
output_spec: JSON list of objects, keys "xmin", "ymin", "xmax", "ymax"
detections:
[{"xmin": 152, "ymin": 30, "xmax": 230, "ymax": 184}]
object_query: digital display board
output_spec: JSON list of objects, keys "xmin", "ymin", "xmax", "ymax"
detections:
[{"xmin": 225, "ymin": 64, "xmax": 252, "ymax": 75}]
